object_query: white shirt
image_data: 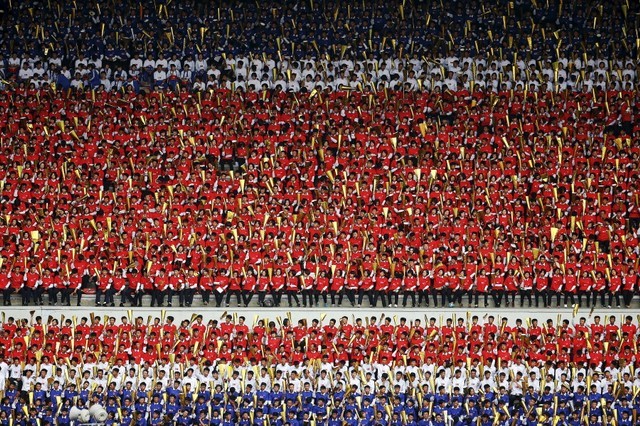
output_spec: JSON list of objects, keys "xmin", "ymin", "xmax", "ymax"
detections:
[
  {"xmin": 22, "ymin": 376, "xmax": 35, "ymax": 391},
  {"xmin": 8, "ymin": 363, "xmax": 23, "ymax": 379},
  {"xmin": 153, "ymin": 70, "xmax": 167, "ymax": 81}
]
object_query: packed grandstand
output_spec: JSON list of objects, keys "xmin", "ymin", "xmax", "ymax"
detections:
[
  {"xmin": 2, "ymin": 0, "xmax": 640, "ymax": 423},
  {"xmin": 0, "ymin": 312, "xmax": 640, "ymax": 426},
  {"xmin": 1, "ymin": 0, "xmax": 639, "ymax": 310}
]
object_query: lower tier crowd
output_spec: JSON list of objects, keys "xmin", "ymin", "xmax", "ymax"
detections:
[{"xmin": 0, "ymin": 312, "xmax": 640, "ymax": 425}]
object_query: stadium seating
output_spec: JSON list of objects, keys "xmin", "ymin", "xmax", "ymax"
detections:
[
  {"xmin": 0, "ymin": 312, "xmax": 638, "ymax": 426},
  {"xmin": 2, "ymin": 0, "xmax": 640, "ymax": 423},
  {"xmin": 1, "ymin": 84, "xmax": 639, "ymax": 309},
  {"xmin": 1, "ymin": 0, "xmax": 640, "ymax": 310}
]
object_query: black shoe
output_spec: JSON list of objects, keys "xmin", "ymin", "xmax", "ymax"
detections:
[{"xmin": 119, "ymin": 303, "xmax": 125, "ymax": 307}]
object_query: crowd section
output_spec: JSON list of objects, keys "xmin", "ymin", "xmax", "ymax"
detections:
[
  {"xmin": 1, "ymin": 1, "xmax": 640, "ymax": 310},
  {"xmin": 0, "ymin": 312, "xmax": 640, "ymax": 426},
  {"xmin": 1, "ymin": 1, "xmax": 640, "ymax": 93},
  {"xmin": 3, "ymin": 78, "xmax": 640, "ymax": 308}
]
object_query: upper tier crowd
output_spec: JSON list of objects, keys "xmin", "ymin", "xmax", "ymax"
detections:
[
  {"xmin": 1, "ymin": 0, "xmax": 640, "ymax": 310},
  {"xmin": 1, "ymin": 0, "xmax": 640, "ymax": 94},
  {"xmin": 0, "ymin": 312, "xmax": 640, "ymax": 426}
]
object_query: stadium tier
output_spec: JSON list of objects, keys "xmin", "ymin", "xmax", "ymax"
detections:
[
  {"xmin": 1, "ymin": 0, "xmax": 640, "ymax": 311},
  {"xmin": 3, "ymin": 0, "xmax": 640, "ymax": 424},
  {"xmin": 2, "ymin": 85, "xmax": 640, "ymax": 309},
  {"xmin": 0, "ymin": 311, "xmax": 639, "ymax": 426}
]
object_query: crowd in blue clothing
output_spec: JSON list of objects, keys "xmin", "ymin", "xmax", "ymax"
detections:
[
  {"xmin": 0, "ymin": 0, "xmax": 638, "ymax": 93},
  {"xmin": 1, "ymin": 363, "xmax": 639, "ymax": 426}
]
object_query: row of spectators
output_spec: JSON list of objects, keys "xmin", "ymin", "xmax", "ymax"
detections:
[
  {"xmin": 5, "ymin": 50, "xmax": 640, "ymax": 93},
  {"xmin": 0, "ymin": 313, "xmax": 639, "ymax": 426}
]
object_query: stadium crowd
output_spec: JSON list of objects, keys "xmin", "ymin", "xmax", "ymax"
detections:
[
  {"xmin": 1, "ymin": 0, "xmax": 640, "ymax": 94},
  {"xmin": 1, "ymin": 312, "xmax": 640, "ymax": 426},
  {"xmin": 0, "ymin": 0, "xmax": 639, "ymax": 310}
]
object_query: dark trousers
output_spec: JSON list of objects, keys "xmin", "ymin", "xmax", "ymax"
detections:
[
  {"xmin": 401, "ymin": 291, "xmax": 416, "ymax": 307},
  {"xmin": 491, "ymin": 290, "xmax": 503, "ymax": 307},
  {"xmin": 3, "ymin": 288, "xmax": 12, "ymax": 305},
  {"xmin": 371, "ymin": 290, "xmax": 387, "ymax": 307},
  {"xmin": 622, "ymin": 290, "xmax": 634, "ymax": 307},
  {"xmin": 608, "ymin": 292, "xmax": 621, "ymax": 307},
  {"xmin": 286, "ymin": 290, "xmax": 300, "ymax": 307},
  {"xmin": 151, "ymin": 289, "xmax": 165, "ymax": 306},
  {"xmin": 554, "ymin": 291, "xmax": 563, "ymax": 306},
  {"xmin": 104, "ymin": 288, "xmax": 115, "ymax": 305},
  {"xmin": 358, "ymin": 289, "xmax": 372, "ymax": 305},
  {"xmin": 119, "ymin": 288, "xmax": 132, "ymax": 306},
  {"xmin": 130, "ymin": 290, "xmax": 143, "ymax": 307},
  {"xmin": 315, "ymin": 291, "xmax": 328, "ymax": 306},
  {"xmin": 341, "ymin": 289, "xmax": 356, "ymax": 306},
  {"xmin": 33, "ymin": 287, "xmax": 44, "ymax": 305},
  {"xmin": 388, "ymin": 291, "xmax": 399, "ymax": 306},
  {"xmin": 242, "ymin": 291, "xmax": 254, "ymax": 306},
  {"xmin": 436, "ymin": 288, "xmax": 451, "ymax": 306},
  {"xmin": 60, "ymin": 288, "xmax": 72, "ymax": 305},
  {"xmin": 48, "ymin": 288, "xmax": 58, "ymax": 304},
  {"xmin": 201, "ymin": 289, "xmax": 211, "ymax": 305},
  {"xmin": 478, "ymin": 292, "xmax": 489, "ymax": 306},
  {"xmin": 468, "ymin": 290, "xmax": 478, "ymax": 306},
  {"xmin": 95, "ymin": 288, "xmax": 106, "ymax": 305},
  {"xmin": 74, "ymin": 290, "xmax": 83, "ymax": 306},
  {"xmin": 166, "ymin": 289, "xmax": 177, "ymax": 306},
  {"xmin": 182, "ymin": 289, "xmax": 195, "ymax": 306},
  {"xmin": 256, "ymin": 290, "xmax": 267, "ymax": 306},
  {"xmin": 520, "ymin": 289, "xmax": 532, "ymax": 307},
  {"xmin": 214, "ymin": 290, "xmax": 225, "ymax": 307},
  {"xmin": 577, "ymin": 291, "xmax": 590, "ymax": 307},
  {"xmin": 226, "ymin": 289, "xmax": 242, "ymax": 306},
  {"xmin": 271, "ymin": 290, "xmax": 282, "ymax": 307},
  {"xmin": 451, "ymin": 290, "xmax": 464, "ymax": 306},
  {"xmin": 504, "ymin": 291, "xmax": 515, "ymax": 306},
  {"xmin": 330, "ymin": 290, "xmax": 342, "ymax": 305},
  {"xmin": 302, "ymin": 289, "xmax": 315, "ymax": 307},
  {"xmin": 535, "ymin": 290, "xmax": 548, "ymax": 307},
  {"xmin": 591, "ymin": 290, "xmax": 607, "ymax": 307},
  {"xmin": 564, "ymin": 292, "xmax": 576, "ymax": 306},
  {"xmin": 418, "ymin": 290, "xmax": 430, "ymax": 306}
]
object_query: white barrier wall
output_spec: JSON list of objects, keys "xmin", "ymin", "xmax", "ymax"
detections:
[{"xmin": 1, "ymin": 306, "xmax": 634, "ymax": 326}]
